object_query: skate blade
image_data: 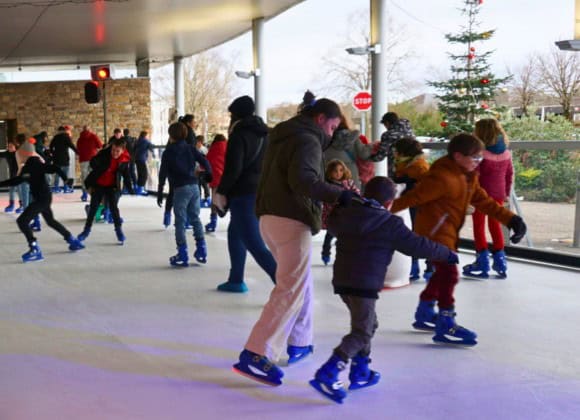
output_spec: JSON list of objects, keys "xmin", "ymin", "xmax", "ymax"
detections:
[
  {"xmin": 232, "ymin": 366, "xmax": 282, "ymax": 387},
  {"xmin": 462, "ymin": 272, "xmax": 489, "ymax": 280},
  {"xmin": 433, "ymin": 335, "xmax": 477, "ymax": 347},
  {"xmin": 348, "ymin": 373, "xmax": 380, "ymax": 390},
  {"xmin": 309, "ymin": 379, "xmax": 345, "ymax": 404},
  {"xmin": 22, "ymin": 256, "xmax": 44, "ymax": 263},
  {"xmin": 412, "ymin": 322, "xmax": 436, "ymax": 332}
]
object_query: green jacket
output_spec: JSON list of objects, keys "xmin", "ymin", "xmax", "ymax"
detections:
[{"xmin": 256, "ymin": 115, "xmax": 343, "ymax": 234}]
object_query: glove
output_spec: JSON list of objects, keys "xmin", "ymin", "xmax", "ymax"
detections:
[
  {"xmin": 447, "ymin": 252, "xmax": 459, "ymax": 265},
  {"xmin": 507, "ymin": 215, "xmax": 527, "ymax": 244},
  {"xmin": 337, "ymin": 190, "xmax": 355, "ymax": 207},
  {"xmin": 213, "ymin": 192, "xmax": 228, "ymax": 217},
  {"xmin": 157, "ymin": 190, "xmax": 163, "ymax": 208}
]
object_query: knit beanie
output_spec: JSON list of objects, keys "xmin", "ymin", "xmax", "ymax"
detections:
[
  {"xmin": 19, "ymin": 138, "xmax": 37, "ymax": 156},
  {"xmin": 228, "ymin": 95, "xmax": 255, "ymax": 119}
]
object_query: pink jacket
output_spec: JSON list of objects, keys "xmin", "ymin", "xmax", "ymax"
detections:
[{"xmin": 477, "ymin": 149, "xmax": 513, "ymax": 201}]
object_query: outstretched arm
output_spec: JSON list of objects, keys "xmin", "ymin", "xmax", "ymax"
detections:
[{"xmin": 0, "ymin": 175, "xmax": 23, "ymax": 188}]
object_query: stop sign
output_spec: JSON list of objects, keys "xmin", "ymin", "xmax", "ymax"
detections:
[{"xmin": 353, "ymin": 91, "xmax": 372, "ymax": 111}]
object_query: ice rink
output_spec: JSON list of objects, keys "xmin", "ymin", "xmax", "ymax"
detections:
[{"xmin": 1, "ymin": 192, "xmax": 579, "ymax": 420}]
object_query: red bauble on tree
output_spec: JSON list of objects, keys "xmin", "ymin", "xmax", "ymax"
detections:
[
  {"xmin": 480, "ymin": 78, "xmax": 490, "ymax": 84},
  {"xmin": 467, "ymin": 53, "xmax": 475, "ymax": 60},
  {"xmin": 470, "ymin": 47, "xmax": 476, "ymax": 52},
  {"xmin": 481, "ymin": 103, "xmax": 489, "ymax": 109},
  {"xmin": 440, "ymin": 121, "xmax": 448, "ymax": 128}
]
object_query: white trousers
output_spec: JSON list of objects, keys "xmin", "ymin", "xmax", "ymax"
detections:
[{"xmin": 245, "ymin": 215, "xmax": 313, "ymax": 362}]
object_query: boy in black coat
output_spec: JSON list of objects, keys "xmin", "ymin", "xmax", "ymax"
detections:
[
  {"xmin": 0, "ymin": 138, "xmax": 84, "ymax": 262},
  {"xmin": 309, "ymin": 176, "xmax": 458, "ymax": 404}
]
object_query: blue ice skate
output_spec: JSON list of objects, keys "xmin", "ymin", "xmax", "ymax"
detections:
[
  {"xmin": 409, "ymin": 259, "xmax": 420, "ymax": 281},
  {"xmin": 115, "ymin": 226, "xmax": 125, "ymax": 245},
  {"xmin": 217, "ymin": 281, "xmax": 248, "ymax": 293},
  {"xmin": 287, "ymin": 345, "xmax": 313, "ymax": 365},
  {"xmin": 492, "ymin": 250, "xmax": 507, "ymax": 278},
  {"xmin": 194, "ymin": 239, "xmax": 207, "ymax": 263},
  {"xmin": 321, "ymin": 254, "xmax": 331, "ymax": 266},
  {"xmin": 4, "ymin": 201, "xmax": 15, "ymax": 212},
  {"xmin": 205, "ymin": 214, "xmax": 217, "ymax": 233},
  {"xmin": 432, "ymin": 309, "xmax": 477, "ymax": 347},
  {"xmin": 67, "ymin": 236, "xmax": 85, "ymax": 251},
  {"xmin": 412, "ymin": 300, "xmax": 438, "ymax": 331},
  {"xmin": 170, "ymin": 244, "xmax": 188, "ymax": 267},
  {"xmin": 233, "ymin": 349, "xmax": 284, "ymax": 386},
  {"xmin": 22, "ymin": 242, "xmax": 43, "ymax": 263},
  {"xmin": 81, "ymin": 191, "xmax": 88, "ymax": 202},
  {"xmin": 348, "ymin": 353, "xmax": 380, "ymax": 390},
  {"xmin": 309, "ymin": 354, "xmax": 347, "ymax": 404},
  {"xmin": 462, "ymin": 250, "xmax": 490, "ymax": 278},
  {"xmin": 163, "ymin": 211, "xmax": 172, "ymax": 228},
  {"xmin": 30, "ymin": 216, "xmax": 41, "ymax": 232},
  {"xmin": 78, "ymin": 228, "xmax": 91, "ymax": 242}
]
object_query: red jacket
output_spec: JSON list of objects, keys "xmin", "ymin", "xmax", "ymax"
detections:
[
  {"xmin": 477, "ymin": 149, "xmax": 513, "ymax": 201},
  {"xmin": 206, "ymin": 138, "xmax": 227, "ymax": 188},
  {"xmin": 77, "ymin": 130, "xmax": 103, "ymax": 162}
]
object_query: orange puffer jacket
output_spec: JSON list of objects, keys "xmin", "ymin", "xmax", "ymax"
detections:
[{"xmin": 391, "ymin": 156, "xmax": 514, "ymax": 250}]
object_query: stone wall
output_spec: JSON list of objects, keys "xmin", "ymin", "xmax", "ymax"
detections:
[{"xmin": 0, "ymin": 78, "xmax": 151, "ymax": 141}]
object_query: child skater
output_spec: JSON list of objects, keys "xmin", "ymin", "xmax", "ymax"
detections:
[
  {"xmin": 463, "ymin": 119, "xmax": 514, "ymax": 278},
  {"xmin": 204, "ymin": 134, "xmax": 227, "ymax": 233},
  {"xmin": 78, "ymin": 137, "xmax": 133, "ymax": 245},
  {"xmin": 0, "ymin": 138, "xmax": 84, "ymax": 262},
  {"xmin": 310, "ymin": 176, "xmax": 458, "ymax": 404},
  {"xmin": 391, "ymin": 133, "xmax": 527, "ymax": 346},
  {"xmin": 392, "ymin": 137, "xmax": 431, "ymax": 281},
  {"xmin": 0, "ymin": 139, "xmax": 20, "ymax": 212},
  {"xmin": 321, "ymin": 159, "xmax": 360, "ymax": 265}
]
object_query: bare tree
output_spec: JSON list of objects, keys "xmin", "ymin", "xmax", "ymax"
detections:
[
  {"xmin": 151, "ymin": 50, "xmax": 237, "ymax": 135},
  {"xmin": 321, "ymin": 10, "xmax": 414, "ymax": 101},
  {"xmin": 536, "ymin": 49, "xmax": 580, "ymax": 121},
  {"xmin": 507, "ymin": 55, "xmax": 538, "ymax": 116}
]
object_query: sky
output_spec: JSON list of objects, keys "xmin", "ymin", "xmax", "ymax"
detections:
[{"xmin": 1, "ymin": 0, "xmax": 576, "ymax": 108}]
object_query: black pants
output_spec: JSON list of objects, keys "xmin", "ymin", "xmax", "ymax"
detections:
[
  {"xmin": 198, "ymin": 177, "xmax": 210, "ymax": 199},
  {"xmin": 84, "ymin": 186, "xmax": 122, "ymax": 229},
  {"xmin": 17, "ymin": 196, "xmax": 70, "ymax": 244},
  {"xmin": 136, "ymin": 160, "xmax": 148, "ymax": 188}
]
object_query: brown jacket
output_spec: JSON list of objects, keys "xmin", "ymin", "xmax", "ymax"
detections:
[
  {"xmin": 395, "ymin": 155, "xmax": 430, "ymax": 180},
  {"xmin": 391, "ymin": 156, "xmax": 514, "ymax": 250}
]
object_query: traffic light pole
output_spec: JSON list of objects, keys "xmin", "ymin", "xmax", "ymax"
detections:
[{"xmin": 102, "ymin": 81, "xmax": 107, "ymax": 142}]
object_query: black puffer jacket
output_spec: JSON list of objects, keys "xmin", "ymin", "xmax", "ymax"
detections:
[
  {"xmin": 256, "ymin": 115, "xmax": 343, "ymax": 234},
  {"xmin": 328, "ymin": 200, "xmax": 453, "ymax": 299},
  {"xmin": 217, "ymin": 116, "xmax": 268, "ymax": 198},
  {"xmin": 49, "ymin": 132, "xmax": 77, "ymax": 166}
]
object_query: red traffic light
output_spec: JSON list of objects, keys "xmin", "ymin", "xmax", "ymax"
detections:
[{"xmin": 90, "ymin": 64, "xmax": 112, "ymax": 81}]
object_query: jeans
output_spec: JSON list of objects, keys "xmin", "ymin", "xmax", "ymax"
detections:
[
  {"xmin": 18, "ymin": 182, "xmax": 30, "ymax": 208},
  {"xmin": 227, "ymin": 194, "xmax": 276, "ymax": 284},
  {"xmin": 173, "ymin": 183, "xmax": 203, "ymax": 247},
  {"xmin": 53, "ymin": 166, "xmax": 69, "ymax": 188},
  {"xmin": 8, "ymin": 186, "xmax": 16, "ymax": 202}
]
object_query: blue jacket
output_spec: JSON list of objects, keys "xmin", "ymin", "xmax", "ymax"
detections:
[
  {"xmin": 158, "ymin": 139, "xmax": 211, "ymax": 190},
  {"xmin": 134, "ymin": 136, "xmax": 154, "ymax": 163},
  {"xmin": 328, "ymin": 200, "xmax": 453, "ymax": 299}
]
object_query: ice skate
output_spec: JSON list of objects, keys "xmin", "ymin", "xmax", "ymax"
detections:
[
  {"xmin": 217, "ymin": 281, "xmax": 248, "ymax": 293},
  {"xmin": 194, "ymin": 239, "xmax": 207, "ymax": 263},
  {"xmin": 432, "ymin": 309, "xmax": 477, "ymax": 347},
  {"xmin": 409, "ymin": 259, "xmax": 420, "ymax": 281},
  {"xmin": 309, "ymin": 354, "xmax": 347, "ymax": 404},
  {"xmin": 22, "ymin": 242, "xmax": 43, "ymax": 263},
  {"xmin": 4, "ymin": 201, "xmax": 15, "ymax": 212},
  {"xmin": 205, "ymin": 214, "xmax": 217, "ymax": 233},
  {"xmin": 66, "ymin": 236, "xmax": 85, "ymax": 251},
  {"xmin": 78, "ymin": 228, "xmax": 91, "ymax": 242},
  {"xmin": 348, "ymin": 353, "xmax": 380, "ymax": 390},
  {"xmin": 287, "ymin": 345, "xmax": 313, "ymax": 365},
  {"xmin": 30, "ymin": 216, "xmax": 41, "ymax": 232},
  {"xmin": 80, "ymin": 191, "xmax": 88, "ymax": 202},
  {"xmin": 170, "ymin": 244, "xmax": 188, "ymax": 267},
  {"xmin": 115, "ymin": 226, "xmax": 125, "ymax": 245},
  {"xmin": 321, "ymin": 252, "xmax": 331, "ymax": 266},
  {"xmin": 412, "ymin": 300, "xmax": 438, "ymax": 331},
  {"xmin": 491, "ymin": 250, "xmax": 507, "ymax": 278},
  {"xmin": 462, "ymin": 249, "xmax": 490, "ymax": 278},
  {"xmin": 233, "ymin": 349, "xmax": 284, "ymax": 386}
]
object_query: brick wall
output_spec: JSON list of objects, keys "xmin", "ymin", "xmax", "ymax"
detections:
[{"xmin": 0, "ymin": 78, "xmax": 151, "ymax": 141}]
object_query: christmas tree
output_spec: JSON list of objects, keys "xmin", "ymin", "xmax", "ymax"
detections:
[{"xmin": 429, "ymin": 0, "xmax": 509, "ymax": 135}]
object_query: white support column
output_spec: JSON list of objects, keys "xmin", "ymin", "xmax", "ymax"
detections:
[
  {"xmin": 252, "ymin": 18, "xmax": 266, "ymax": 121},
  {"xmin": 174, "ymin": 56, "xmax": 185, "ymax": 117},
  {"xmin": 371, "ymin": 0, "xmax": 388, "ymax": 176}
]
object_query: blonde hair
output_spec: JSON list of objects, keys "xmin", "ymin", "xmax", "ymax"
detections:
[
  {"xmin": 474, "ymin": 118, "xmax": 509, "ymax": 147},
  {"xmin": 325, "ymin": 159, "xmax": 352, "ymax": 181}
]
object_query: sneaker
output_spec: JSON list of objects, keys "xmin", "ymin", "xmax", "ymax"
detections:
[
  {"xmin": 217, "ymin": 281, "xmax": 248, "ymax": 293},
  {"xmin": 233, "ymin": 350, "xmax": 284, "ymax": 386}
]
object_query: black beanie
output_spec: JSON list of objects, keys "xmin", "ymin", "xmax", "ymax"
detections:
[{"xmin": 228, "ymin": 95, "xmax": 255, "ymax": 119}]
